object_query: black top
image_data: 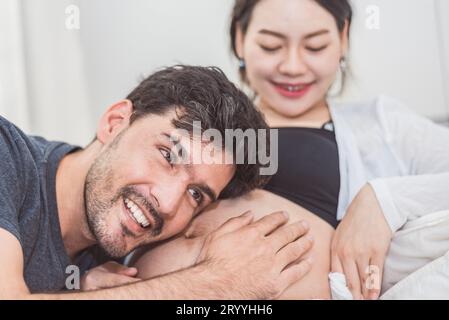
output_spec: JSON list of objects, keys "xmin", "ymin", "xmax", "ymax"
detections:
[{"xmin": 263, "ymin": 124, "xmax": 340, "ymax": 228}]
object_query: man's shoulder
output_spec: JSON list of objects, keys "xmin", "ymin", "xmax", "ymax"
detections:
[
  {"xmin": 0, "ymin": 115, "xmax": 34, "ymax": 149},
  {"xmin": 0, "ymin": 115, "xmax": 73, "ymax": 164},
  {"xmin": 0, "ymin": 114, "xmax": 12, "ymax": 126}
]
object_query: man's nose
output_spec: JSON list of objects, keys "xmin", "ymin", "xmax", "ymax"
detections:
[{"xmin": 152, "ymin": 179, "xmax": 187, "ymax": 219}]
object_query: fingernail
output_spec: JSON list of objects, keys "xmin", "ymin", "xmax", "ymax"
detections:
[
  {"xmin": 282, "ymin": 211, "xmax": 289, "ymax": 218},
  {"xmin": 127, "ymin": 267, "xmax": 137, "ymax": 274},
  {"xmin": 302, "ymin": 220, "xmax": 310, "ymax": 230},
  {"xmin": 369, "ymin": 294, "xmax": 378, "ymax": 300}
]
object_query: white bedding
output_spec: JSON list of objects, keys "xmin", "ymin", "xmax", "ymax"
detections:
[{"xmin": 330, "ymin": 210, "xmax": 449, "ymax": 300}]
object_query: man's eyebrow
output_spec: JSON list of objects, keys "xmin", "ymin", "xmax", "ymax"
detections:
[
  {"xmin": 196, "ymin": 183, "xmax": 217, "ymax": 203},
  {"xmin": 258, "ymin": 28, "xmax": 330, "ymax": 40},
  {"xmin": 161, "ymin": 132, "xmax": 188, "ymax": 159}
]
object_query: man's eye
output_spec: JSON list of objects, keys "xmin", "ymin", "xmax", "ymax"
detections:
[
  {"xmin": 188, "ymin": 188, "xmax": 203, "ymax": 205},
  {"xmin": 160, "ymin": 148, "xmax": 174, "ymax": 165}
]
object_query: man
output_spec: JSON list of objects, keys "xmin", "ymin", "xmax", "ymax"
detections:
[{"xmin": 0, "ymin": 65, "xmax": 313, "ymax": 299}]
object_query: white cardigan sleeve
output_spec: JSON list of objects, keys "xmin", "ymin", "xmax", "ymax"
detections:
[{"xmin": 367, "ymin": 96, "xmax": 449, "ymax": 232}]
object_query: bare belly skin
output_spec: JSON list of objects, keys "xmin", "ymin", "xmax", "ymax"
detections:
[{"xmin": 133, "ymin": 189, "xmax": 335, "ymax": 299}]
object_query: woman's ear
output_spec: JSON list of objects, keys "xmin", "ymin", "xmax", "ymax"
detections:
[
  {"xmin": 340, "ymin": 20, "xmax": 350, "ymax": 58},
  {"xmin": 96, "ymin": 99, "xmax": 133, "ymax": 145},
  {"xmin": 235, "ymin": 23, "xmax": 245, "ymax": 59}
]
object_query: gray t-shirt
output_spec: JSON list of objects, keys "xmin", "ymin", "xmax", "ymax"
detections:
[{"xmin": 0, "ymin": 115, "xmax": 80, "ymax": 293}]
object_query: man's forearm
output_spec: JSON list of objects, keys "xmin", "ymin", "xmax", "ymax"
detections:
[{"xmin": 27, "ymin": 262, "xmax": 240, "ymax": 300}]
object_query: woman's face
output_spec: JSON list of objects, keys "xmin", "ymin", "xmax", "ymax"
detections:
[{"xmin": 236, "ymin": 0, "xmax": 348, "ymax": 118}]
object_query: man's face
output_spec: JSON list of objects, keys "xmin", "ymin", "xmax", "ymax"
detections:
[{"xmin": 84, "ymin": 112, "xmax": 235, "ymax": 257}]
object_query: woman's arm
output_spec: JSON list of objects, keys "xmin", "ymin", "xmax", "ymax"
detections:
[
  {"xmin": 332, "ymin": 97, "xmax": 449, "ymax": 300},
  {"xmin": 372, "ymin": 96, "xmax": 449, "ymax": 232}
]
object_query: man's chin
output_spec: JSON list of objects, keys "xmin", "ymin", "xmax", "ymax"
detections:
[{"xmin": 96, "ymin": 237, "xmax": 129, "ymax": 258}]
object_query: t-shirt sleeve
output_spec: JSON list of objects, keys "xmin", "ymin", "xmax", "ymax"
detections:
[{"xmin": 0, "ymin": 120, "xmax": 24, "ymax": 244}]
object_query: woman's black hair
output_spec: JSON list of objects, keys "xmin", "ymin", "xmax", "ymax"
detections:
[{"xmin": 230, "ymin": 0, "xmax": 353, "ymax": 91}]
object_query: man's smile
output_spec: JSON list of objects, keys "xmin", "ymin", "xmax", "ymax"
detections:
[{"xmin": 124, "ymin": 197, "xmax": 151, "ymax": 228}]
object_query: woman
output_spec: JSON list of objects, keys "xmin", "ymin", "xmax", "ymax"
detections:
[{"xmin": 133, "ymin": 0, "xmax": 449, "ymax": 299}]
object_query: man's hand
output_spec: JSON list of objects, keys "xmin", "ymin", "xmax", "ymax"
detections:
[
  {"xmin": 81, "ymin": 261, "xmax": 141, "ymax": 291},
  {"xmin": 197, "ymin": 210, "xmax": 314, "ymax": 300},
  {"xmin": 331, "ymin": 184, "xmax": 393, "ymax": 300}
]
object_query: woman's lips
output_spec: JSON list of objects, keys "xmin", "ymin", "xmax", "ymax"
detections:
[{"xmin": 271, "ymin": 81, "xmax": 314, "ymax": 99}]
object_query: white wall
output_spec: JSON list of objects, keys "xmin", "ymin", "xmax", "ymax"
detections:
[
  {"xmin": 344, "ymin": 0, "xmax": 448, "ymax": 120},
  {"xmin": 435, "ymin": 0, "xmax": 449, "ymax": 116},
  {"xmin": 2, "ymin": 0, "xmax": 448, "ymax": 145},
  {"xmin": 78, "ymin": 0, "xmax": 449, "ymax": 124},
  {"xmin": 78, "ymin": 0, "xmax": 236, "ymax": 124}
]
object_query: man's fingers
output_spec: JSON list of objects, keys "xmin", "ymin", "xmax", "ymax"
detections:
[
  {"xmin": 118, "ymin": 267, "xmax": 138, "ymax": 277},
  {"xmin": 251, "ymin": 211, "xmax": 289, "ymax": 236},
  {"xmin": 82, "ymin": 269, "xmax": 141, "ymax": 291},
  {"xmin": 277, "ymin": 233, "xmax": 314, "ymax": 269},
  {"xmin": 270, "ymin": 221, "xmax": 311, "ymax": 252},
  {"xmin": 212, "ymin": 210, "xmax": 254, "ymax": 237},
  {"xmin": 102, "ymin": 261, "xmax": 138, "ymax": 276},
  {"xmin": 279, "ymin": 257, "xmax": 313, "ymax": 293},
  {"xmin": 342, "ymin": 259, "xmax": 362, "ymax": 300},
  {"xmin": 103, "ymin": 274, "xmax": 141, "ymax": 289}
]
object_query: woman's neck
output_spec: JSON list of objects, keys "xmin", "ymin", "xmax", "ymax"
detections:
[{"xmin": 258, "ymin": 98, "xmax": 331, "ymax": 128}]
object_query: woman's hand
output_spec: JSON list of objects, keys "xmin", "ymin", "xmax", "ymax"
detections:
[{"xmin": 331, "ymin": 184, "xmax": 393, "ymax": 300}]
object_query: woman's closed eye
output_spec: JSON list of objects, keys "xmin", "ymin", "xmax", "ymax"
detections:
[
  {"xmin": 305, "ymin": 44, "xmax": 329, "ymax": 52},
  {"xmin": 259, "ymin": 44, "xmax": 282, "ymax": 53}
]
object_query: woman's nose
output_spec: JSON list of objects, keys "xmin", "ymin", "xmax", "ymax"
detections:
[{"xmin": 278, "ymin": 49, "xmax": 308, "ymax": 77}]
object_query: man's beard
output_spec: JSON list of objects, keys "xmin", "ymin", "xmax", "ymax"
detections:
[{"xmin": 83, "ymin": 134, "xmax": 164, "ymax": 258}]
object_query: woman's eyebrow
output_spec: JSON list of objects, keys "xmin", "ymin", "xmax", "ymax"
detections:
[
  {"xmin": 258, "ymin": 28, "xmax": 330, "ymax": 40},
  {"xmin": 304, "ymin": 29, "xmax": 330, "ymax": 39},
  {"xmin": 258, "ymin": 29, "xmax": 287, "ymax": 39}
]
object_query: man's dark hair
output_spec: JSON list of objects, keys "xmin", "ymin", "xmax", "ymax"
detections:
[{"xmin": 126, "ymin": 65, "xmax": 270, "ymax": 199}]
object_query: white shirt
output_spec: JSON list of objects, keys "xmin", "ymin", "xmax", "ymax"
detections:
[{"xmin": 329, "ymin": 95, "xmax": 449, "ymax": 232}]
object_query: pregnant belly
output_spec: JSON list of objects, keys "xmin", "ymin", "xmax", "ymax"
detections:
[{"xmin": 134, "ymin": 189, "xmax": 335, "ymax": 299}]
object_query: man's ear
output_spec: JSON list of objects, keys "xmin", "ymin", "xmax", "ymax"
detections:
[
  {"xmin": 235, "ymin": 23, "xmax": 245, "ymax": 59},
  {"xmin": 96, "ymin": 99, "xmax": 133, "ymax": 145}
]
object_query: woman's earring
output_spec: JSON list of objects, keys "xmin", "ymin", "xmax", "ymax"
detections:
[
  {"xmin": 340, "ymin": 57, "xmax": 347, "ymax": 72},
  {"xmin": 239, "ymin": 58, "xmax": 246, "ymax": 70}
]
